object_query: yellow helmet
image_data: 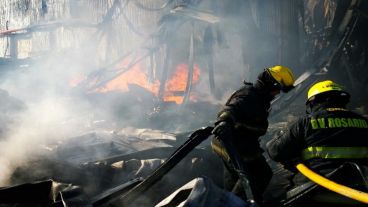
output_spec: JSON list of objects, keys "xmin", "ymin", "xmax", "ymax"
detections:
[
  {"xmin": 307, "ymin": 80, "xmax": 348, "ymax": 103},
  {"xmin": 266, "ymin": 65, "xmax": 295, "ymax": 92}
]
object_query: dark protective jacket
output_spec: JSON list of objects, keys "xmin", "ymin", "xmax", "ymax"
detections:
[
  {"xmin": 212, "ymin": 82, "xmax": 274, "ymax": 202},
  {"xmin": 216, "ymin": 82, "xmax": 272, "ymax": 158},
  {"xmin": 266, "ymin": 105, "xmax": 368, "ymax": 183}
]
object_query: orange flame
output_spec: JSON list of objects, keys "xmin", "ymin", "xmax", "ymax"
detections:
[
  {"xmin": 96, "ymin": 63, "xmax": 154, "ymax": 93},
  {"xmin": 163, "ymin": 63, "xmax": 200, "ymax": 104},
  {"xmin": 93, "ymin": 62, "xmax": 200, "ymax": 104}
]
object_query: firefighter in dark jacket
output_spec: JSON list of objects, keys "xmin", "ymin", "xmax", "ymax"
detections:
[
  {"xmin": 266, "ymin": 80, "xmax": 368, "ymax": 188},
  {"xmin": 211, "ymin": 65, "xmax": 295, "ymax": 202}
]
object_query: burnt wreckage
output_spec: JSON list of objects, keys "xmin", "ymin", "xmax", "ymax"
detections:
[{"xmin": 0, "ymin": 0, "xmax": 368, "ymax": 206}]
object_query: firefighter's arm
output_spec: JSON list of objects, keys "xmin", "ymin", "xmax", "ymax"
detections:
[
  {"xmin": 212, "ymin": 110, "xmax": 234, "ymax": 138},
  {"xmin": 212, "ymin": 96, "xmax": 248, "ymax": 138},
  {"xmin": 234, "ymin": 122, "xmax": 268, "ymax": 136},
  {"xmin": 266, "ymin": 119, "xmax": 306, "ymax": 163}
]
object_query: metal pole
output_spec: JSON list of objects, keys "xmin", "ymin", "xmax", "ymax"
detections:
[{"xmin": 183, "ymin": 22, "xmax": 195, "ymax": 104}]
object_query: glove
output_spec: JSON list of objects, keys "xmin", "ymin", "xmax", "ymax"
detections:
[
  {"xmin": 281, "ymin": 159, "xmax": 301, "ymax": 173},
  {"xmin": 211, "ymin": 121, "xmax": 233, "ymax": 139}
]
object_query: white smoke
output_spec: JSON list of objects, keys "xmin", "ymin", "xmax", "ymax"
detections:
[
  {"xmin": 0, "ymin": 0, "xmax": 168, "ymax": 186},
  {"xmin": 0, "ymin": 0, "xmax": 304, "ymax": 189},
  {"xmin": 0, "ymin": 71, "xmax": 97, "ymax": 185}
]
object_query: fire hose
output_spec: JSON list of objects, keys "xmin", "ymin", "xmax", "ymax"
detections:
[{"xmin": 296, "ymin": 163, "xmax": 368, "ymax": 204}]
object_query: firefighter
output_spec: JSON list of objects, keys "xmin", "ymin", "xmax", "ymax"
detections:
[
  {"xmin": 211, "ymin": 65, "xmax": 295, "ymax": 203},
  {"xmin": 266, "ymin": 80, "xmax": 368, "ymax": 191}
]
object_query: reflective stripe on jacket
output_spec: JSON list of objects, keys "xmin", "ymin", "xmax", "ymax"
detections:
[
  {"xmin": 266, "ymin": 106, "xmax": 368, "ymax": 171},
  {"xmin": 302, "ymin": 146, "xmax": 368, "ymax": 160}
]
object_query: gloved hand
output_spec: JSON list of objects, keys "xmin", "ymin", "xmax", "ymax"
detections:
[{"xmin": 211, "ymin": 121, "xmax": 233, "ymax": 139}]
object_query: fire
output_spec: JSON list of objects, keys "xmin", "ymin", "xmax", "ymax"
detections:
[
  {"xmin": 163, "ymin": 64, "xmax": 200, "ymax": 104},
  {"xmin": 93, "ymin": 61, "xmax": 201, "ymax": 104},
  {"xmin": 96, "ymin": 63, "xmax": 154, "ymax": 93}
]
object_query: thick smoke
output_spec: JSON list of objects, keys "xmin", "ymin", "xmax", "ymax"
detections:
[
  {"xmin": 0, "ymin": 1, "xmax": 119, "ymax": 185},
  {"xmin": 0, "ymin": 0, "xmax": 310, "ymax": 190},
  {"xmin": 0, "ymin": 37, "xmax": 104, "ymax": 185}
]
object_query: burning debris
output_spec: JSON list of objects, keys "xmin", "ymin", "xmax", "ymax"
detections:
[
  {"xmin": 3, "ymin": 127, "xmax": 222, "ymax": 206},
  {"xmin": 91, "ymin": 62, "xmax": 201, "ymax": 105},
  {"xmin": 0, "ymin": 0, "xmax": 368, "ymax": 207}
]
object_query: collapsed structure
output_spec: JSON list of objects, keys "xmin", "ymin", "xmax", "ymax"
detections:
[{"xmin": 0, "ymin": 0, "xmax": 368, "ymax": 206}]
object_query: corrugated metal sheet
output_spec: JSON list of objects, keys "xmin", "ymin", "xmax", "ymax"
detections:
[{"xmin": 0, "ymin": 0, "xmax": 170, "ymax": 63}]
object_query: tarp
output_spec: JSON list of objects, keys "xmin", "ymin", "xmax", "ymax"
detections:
[{"xmin": 155, "ymin": 177, "xmax": 248, "ymax": 207}]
